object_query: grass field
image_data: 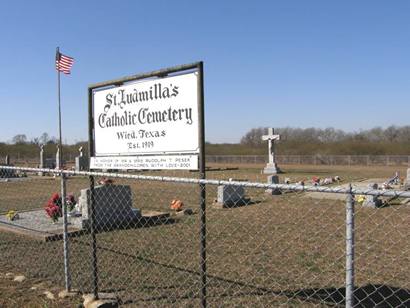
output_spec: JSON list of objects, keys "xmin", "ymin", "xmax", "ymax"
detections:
[{"xmin": 0, "ymin": 164, "xmax": 409, "ymax": 306}]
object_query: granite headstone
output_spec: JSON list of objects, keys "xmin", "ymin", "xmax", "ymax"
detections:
[
  {"xmin": 215, "ymin": 182, "xmax": 247, "ymax": 207},
  {"xmin": 74, "ymin": 184, "xmax": 140, "ymax": 229},
  {"xmin": 265, "ymin": 175, "xmax": 281, "ymax": 195}
]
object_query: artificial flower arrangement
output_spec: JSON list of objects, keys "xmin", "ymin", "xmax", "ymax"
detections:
[
  {"xmin": 98, "ymin": 177, "xmax": 114, "ymax": 185},
  {"xmin": 6, "ymin": 210, "xmax": 19, "ymax": 221},
  {"xmin": 44, "ymin": 193, "xmax": 77, "ymax": 222},
  {"xmin": 170, "ymin": 199, "xmax": 184, "ymax": 211},
  {"xmin": 65, "ymin": 193, "xmax": 77, "ymax": 211}
]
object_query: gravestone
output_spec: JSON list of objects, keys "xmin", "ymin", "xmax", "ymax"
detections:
[
  {"xmin": 55, "ymin": 145, "xmax": 60, "ymax": 170},
  {"xmin": 404, "ymin": 168, "xmax": 410, "ymax": 190},
  {"xmin": 44, "ymin": 158, "xmax": 56, "ymax": 169},
  {"xmin": 262, "ymin": 128, "xmax": 281, "ymax": 174},
  {"xmin": 215, "ymin": 182, "xmax": 247, "ymax": 208},
  {"xmin": 265, "ymin": 175, "xmax": 281, "ymax": 195},
  {"xmin": 75, "ymin": 146, "xmax": 88, "ymax": 171},
  {"xmin": 74, "ymin": 184, "xmax": 141, "ymax": 229},
  {"xmin": 0, "ymin": 155, "xmax": 16, "ymax": 178},
  {"xmin": 363, "ymin": 183, "xmax": 382, "ymax": 208},
  {"xmin": 38, "ymin": 145, "xmax": 46, "ymax": 176},
  {"xmin": 75, "ymin": 157, "xmax": 88, "ymax": 171}
]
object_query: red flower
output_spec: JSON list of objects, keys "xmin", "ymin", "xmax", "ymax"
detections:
[
  {"xmin": 44, "ymin": 192, "xmax": 63, "ymax": 221},
  {"xmin": 51, "ymin": 193, "xmax": 60, "ymax": 202},
  {"xmin": 45, "ymin": 204, "xmax": 61, "ymax": 221}
]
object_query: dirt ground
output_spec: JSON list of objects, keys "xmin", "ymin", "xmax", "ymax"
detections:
[
  {"xmin": 0, "ymin": 164, "xmax": 409, "ymax": 307},
  {"xmin": 0, "ymin": 265, "xmax": 83, "ymax": 307}
]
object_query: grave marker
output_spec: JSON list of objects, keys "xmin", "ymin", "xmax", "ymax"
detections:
[
  {"xmin": 403, "ymin": 168, "xmax": 410, "ymax": 190},
  {"xmin": 363, "ymin": 183, "xmax": 382, "ymax": 208},
  {"xmin": 215, "ymin": 184, "xmax": 246, "ymax": 208},
  {"xmin": 75, "ymin": 185, "xmax": 141, "ymax": 229},
  {"xmin": 38, "ymin": 144, "xmax": 45, "ymax": 176},
  {"xmin": 265, "ymin": 175, "xmax": 281, "ymax": 195},
  {"xmin": 55, "ymin": 145, "xmax": 60, "ymax": 170},
  {"xmin": 75, "ymin": 147, "xmax": 88, "ymax": 171},
  {"xmin": 262, "ymin": 128, "xmax": 281, "ymax": 174},
  {"xmin": 1, "ymin": 154, "xmax": 16, "ymax": 178}
]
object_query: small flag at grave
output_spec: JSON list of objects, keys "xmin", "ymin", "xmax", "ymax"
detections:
[{"xmin": 55, "ymin": 51, "xmax": 74, "ymax": 74}]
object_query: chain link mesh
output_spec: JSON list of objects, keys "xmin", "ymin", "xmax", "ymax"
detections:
[{"xmin": 0, "ymin": 165, "xmax": 409, "ymax": 306}]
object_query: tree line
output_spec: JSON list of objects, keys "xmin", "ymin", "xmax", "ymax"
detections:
[
  {"xmin": 0, "ymin": 133, "xmax": 87, "ymax": 161},
  {"xmin": 1, "ymin": 126, "xmax": 410, "ymax": 159},
  {"xmin": 240, "ymin": 126, "xmax": 410, "ymax": 145},
  {"xmin": 235, "ymin": 125, "xmax": 410, "ymax": 155}
]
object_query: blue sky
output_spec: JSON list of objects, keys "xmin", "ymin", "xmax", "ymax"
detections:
[{"xmin": 0, "ymin": 1, "xmax": 409, "ymax": 144}]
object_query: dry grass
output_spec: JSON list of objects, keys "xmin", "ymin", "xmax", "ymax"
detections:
[{"xmin": 0, "ymin": 164, "xmax": 409, "ymax": 306}]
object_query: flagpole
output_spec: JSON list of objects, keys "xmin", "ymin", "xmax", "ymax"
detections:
[{"xmin": 57, "ymin": 46, "xmax": 71, "ymax": 292}]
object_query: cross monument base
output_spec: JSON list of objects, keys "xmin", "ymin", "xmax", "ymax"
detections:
[{"xmin": 263, "ymin": 163, "xmax": 282, "ymax": 174}]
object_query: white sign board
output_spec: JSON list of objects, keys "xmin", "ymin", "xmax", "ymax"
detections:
[
  {"xmin": 90, "ymin": 155, "xmax": 198, "ymax": 170},
  {"xmin": 93, "ymin": 72, "xmax": 199, "ymax": 156}
]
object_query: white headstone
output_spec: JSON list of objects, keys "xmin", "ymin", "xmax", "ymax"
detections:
[
  {"xmin": 363, "ymin": 183, "xmax": 382, "ymax": 208},
  {"xmin": 55, "ymin": 145, "xmax": 60, "ymax": 170},
  {"xmin": 262, "ymin": 128, "xmax": 281, "ymax": 174},
  {"xmin": 38, "ymin": 145, "xmax": 45, "ymax": 176},
  {"xmin": 405, "ymin": 168, "xmax": 410, "ymax": 190}
]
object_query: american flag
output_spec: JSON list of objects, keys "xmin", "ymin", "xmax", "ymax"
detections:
[{"xmin": 55, "ymin": 51, "xmax": 74, "ymax": 74}]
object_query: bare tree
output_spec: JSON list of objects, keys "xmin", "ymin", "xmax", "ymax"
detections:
[
  {"xmin": 240, "ymin": 127, "xmax": 266, "ymax": 146},
  {"xmin": 12, "ymin": 134, "xmax": 27, "ymax": 144},
  {"xmin": 39, "ymin": 132, "xmax": 50, "ymax": 145}
]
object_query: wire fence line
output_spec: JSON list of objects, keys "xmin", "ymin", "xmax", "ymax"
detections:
[
  {"xmin": 2, "ymin": 165, "xmax": 410, "ymax": 198},
  {"xmin": 207, "ymin": 154, "xmax": 410, "ymax": 166},
  {"xmin": 0, "ymin": 165, "xmax": 409, "ymax": 307},
  {"xmin": 5, "ymin": 154, "xmax": 410, "ymax": 167}
]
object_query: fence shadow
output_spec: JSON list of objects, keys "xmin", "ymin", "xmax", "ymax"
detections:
[
  {"xmin": 292, "ymin": 285, "xmax": 410, "ymax": 307},
  {"xmin": 71, "ymin": 239, "xmax": 410, "ymax": 306}
]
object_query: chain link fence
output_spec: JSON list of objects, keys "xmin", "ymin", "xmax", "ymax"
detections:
[
  {"xmin": 4, "ymin": 154, "xmax": 410, "ymax": 168},
  {"xmin": 206, "ymin": 155, "xmax": 410, "ymax": 166},
  {"xmin": 0, "ymin": 165, "xmax": 409, "ymax": 307}
]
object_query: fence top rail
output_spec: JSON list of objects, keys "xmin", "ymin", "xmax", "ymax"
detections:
[
  {"xmin": 2, "ymin": 165, "xmax": 410, "ymax": 198},
  {"xmin": 206, "ymin": 154, "xmax": 410, "ymax": 157}
]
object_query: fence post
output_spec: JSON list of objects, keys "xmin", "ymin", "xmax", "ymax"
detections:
[
  {"xmin": 346, "ymin": 184, "xmax": 355, "ymax": 308},
  {"xmin": 61, "ymin": 172, "xmax": 71, "ymax": 291},
  {"xmin": 88, "ymin": 85, "xmax": 99, "ymax": 300},
  {"xmin": 89, "ymin": 175, "xmax": 99, "ymax": 299},
  {"xmin": 197, "ymin": 62, "xmax": 207, "ymax": 308}
]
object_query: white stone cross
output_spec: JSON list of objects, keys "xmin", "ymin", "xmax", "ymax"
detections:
[
  {"xmin": 262, "ymin": 128, "xmax": 280, "ymax": 164},
  {"xmin": 56, "ymin": 145, "xmax": 60, "ymax": 170}
]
